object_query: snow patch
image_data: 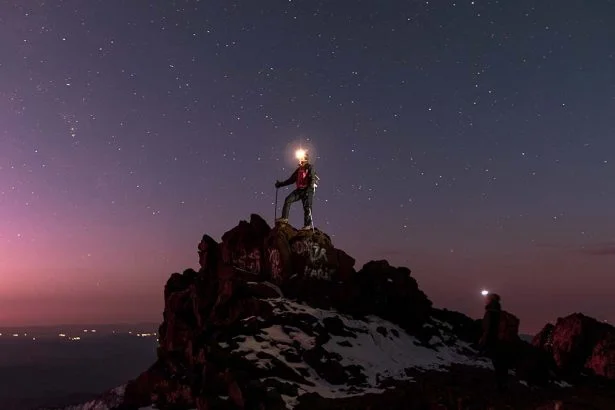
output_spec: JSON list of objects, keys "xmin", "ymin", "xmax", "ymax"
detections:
[
  {"xmin": 232, "ymin": 298, "xmax": 492, "ymax": 408},
  {"xmin": 51, "ymin": 385, "xmax": 126, "ymax": 410},
  {"xmin": 554, "ymin": 380, "xmax": 573, "ymax": 388}
]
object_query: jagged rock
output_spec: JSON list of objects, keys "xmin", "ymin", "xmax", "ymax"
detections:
[
  {"xmin": 351, "ymin": 260, "xmax": 432, "ymax": 332},
  {"xmin": 120, "ymin": 214, "xmax": 493, "ymax": 409},
  {"xmin": 430, "ymin": 308, "xmax": 481, "ymax": 344},
  {"xmin": 586, "ymin": 333, "xmax": 615, "ymax": 379},
  {"xmin": 198, "ymin": 234, "xmax": 219, "ymax": 271},
  {"xmin": 221, "ymin": 214, "xmax": 271, "ymax": 277},
  {"xmin": 70, "ymin": 214, "xmax": 615, "ymax": 410},
  {"xmin": 533, "ymin": 313, "xmax": 615, "ymax": 380},
  {"xmin": 533, "ymin": 323, "xmax": 556, "ymax": 349}
]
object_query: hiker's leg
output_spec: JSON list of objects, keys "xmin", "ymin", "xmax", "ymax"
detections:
[
  {"xmin": 301, "ymin": 188, "xmax": 314, "ymax": 227},
  {"xmin": 282, "ymin": 189, "xmax": 301, "ymax": 219}
]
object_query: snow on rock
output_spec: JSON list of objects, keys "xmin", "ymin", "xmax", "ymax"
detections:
[
  {"xmin": 553, "ymin": 380, "xmax": 573, "ymax": 388},
  {"xmin": 226, "ymin": 297, "xmax": 491, "ymax": 407}
]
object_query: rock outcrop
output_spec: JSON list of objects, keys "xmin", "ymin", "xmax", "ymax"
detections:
[
  {"xmin": 61, "ymin": 214, "xmax": 615, "ymax": 410},
  {"xmin": 120, "ymin": 215, "xmax": 462, "ymax": 409},
  {"xmin": 533, "ymin": 313, "xmax": 615, "ymax": 380},
  {"xmin": 206, "ymin": 214, "xmax": 432, "ymax": 333}
]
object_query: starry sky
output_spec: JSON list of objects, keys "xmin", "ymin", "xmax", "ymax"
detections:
[{"xmin": 1, "ymin": 1, "xmax": 614, "ymax": 332}]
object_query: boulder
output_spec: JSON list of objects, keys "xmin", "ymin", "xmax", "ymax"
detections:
[
  {"xmin": 533, "ymin": 313, "xmax": 615, "ymax": 379},
  {"xmin": 263, "ymin": 222, "xmax": 356, "ymax": 285}
]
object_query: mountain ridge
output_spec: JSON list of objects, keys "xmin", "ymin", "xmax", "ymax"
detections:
[{"xmin": 45, "ymin": 214, "xmax": 615, "ymax": 410}]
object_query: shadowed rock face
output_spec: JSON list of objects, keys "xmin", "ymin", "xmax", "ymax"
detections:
[
  {"xmin": 206, "ymin": 214, "xmax": 433, "ymax": 333},
  {"xmin": 67, "ymin": 214, "xmax": 615, "ymax": 410},
  {"xmin": 533, "ymin": 313, "xmax": 615, "ymax": 380},
  {"xmin": 122, "ymin": 215, "xmax": 449, "ymax": 409}
]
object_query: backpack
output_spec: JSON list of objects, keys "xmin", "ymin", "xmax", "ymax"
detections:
[{"xmin": 498, "ymin": 310, "xmax": 520, "ymax": 342}]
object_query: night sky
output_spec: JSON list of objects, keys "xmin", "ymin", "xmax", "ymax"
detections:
[{"xmin": 1, "ymin": 1, "xmax": 614, "ymax": 332}]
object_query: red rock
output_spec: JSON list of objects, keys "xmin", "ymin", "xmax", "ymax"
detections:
[
  {"xmin": 534, "ymin": 313, "xmax": 615, "ymax": 379},
  {"xmin": 243, "ymin": 281, "xmax": 283, "ymax": 299},
  {"xmin": 223, "ymin": 369, "xmax": 245, "ymax": 408},
  {"xmin": 198, "ymin": 234, "xmax": 219, "ymax": 272},
  {"xmin": 221, "ymin": 214, "xmax": 271, "ymax": 276},
  {"xmin": 113, "ymin": 213, "xmax": 615, "ymax": 410},
  {"xmin": 586, "ymin": 332, "xmax": 615, "ymax": 379},
  {"xmin": 349, "ymin": 260, "xmax": 432, "ymax": 331}
]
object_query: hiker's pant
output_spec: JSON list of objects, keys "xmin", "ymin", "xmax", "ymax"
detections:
[{"xmin": 282, "ymin": 187, "xmax": 314, "ymax": 226}]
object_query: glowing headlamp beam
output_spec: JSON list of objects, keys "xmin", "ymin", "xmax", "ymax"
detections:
[
  {"xmin": 295, "ymin": 149, "xmax": 307, "ymax": 161},
  {"xmin": 481, "ymin": 289, "xmax": 489, "ymax": 296}
]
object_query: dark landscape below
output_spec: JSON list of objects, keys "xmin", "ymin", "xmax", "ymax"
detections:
[{"xmin": 0, "ymin": 327, "xmax": 157, "ymax": 410}]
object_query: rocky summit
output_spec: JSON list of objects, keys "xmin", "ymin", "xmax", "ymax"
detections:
[{"xmin": 58, "ymin": 215, "xmax": 615, "ymax": 410}]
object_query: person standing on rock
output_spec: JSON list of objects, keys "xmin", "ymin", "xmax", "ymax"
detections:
[
  {"xmin": 275, "ymin": 150, "xmax": 318, "ymax": 230},
  {"xmin": 479, "ymin": 293, "xmax": 518, "ymax": 393}
]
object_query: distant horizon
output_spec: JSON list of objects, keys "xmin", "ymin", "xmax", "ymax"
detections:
[
  {"xmin": 2, "ymin": 229, "xmax": 612, "ymax": 334},
  {"xmin": 0, "ymin": 321, "xmax": 159, "ymax": 329},
  {"xmin": 2, "ymin": 234, "xmax": 612, "ymax": 334}
]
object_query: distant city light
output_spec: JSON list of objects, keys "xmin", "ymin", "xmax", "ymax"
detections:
[
  {"xmin": 12, "ymin": 333, "xmax": 18, "ymax": 337},
  {"xmin": 69, "ymin": 336, "xmax": 81, "ymax": 341},
  {"xmin": 59, "ymin": 333, "xmax": 66, "ymax": 337},
  {"xmin": 91, "ymin": 329, "xmax": 97, "ymax": 333}
]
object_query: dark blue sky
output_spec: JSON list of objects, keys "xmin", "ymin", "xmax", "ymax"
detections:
[{"xmin": 1, "ymin": 0, "xmax": 614, "ymax": 332}]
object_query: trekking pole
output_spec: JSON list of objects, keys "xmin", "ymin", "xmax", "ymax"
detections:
[
  {"xmin": 274, "ymin": 187, "xmax": 279, "ymax": 222},
  {"xmin": 309, "ymin": 208, "xmax": 315, "ymax": 233},
  {"xmin": 310, "ymin": 184, "xmax": 316, "ymax": 232}
]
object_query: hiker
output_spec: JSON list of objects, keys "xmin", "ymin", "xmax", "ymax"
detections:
[
  {"xmin": 479, "ymin": 293, "xmax": 518, "ymax": 393},
  {"xmin": 275, "ymin": 151, "xmax": 318, "ymax": 230}
]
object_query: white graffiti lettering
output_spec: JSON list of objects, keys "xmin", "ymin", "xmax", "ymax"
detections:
[
  {"xmin": 233, "ymin": 248, "xmax": 261, "ymax": 274},
  {"xmin": 304, "ymin": 266, "xmax": 333, "ymax": 280},
  {"xmin": 292, "ymin": 238, "xmax": 333, "ymax": 280}
]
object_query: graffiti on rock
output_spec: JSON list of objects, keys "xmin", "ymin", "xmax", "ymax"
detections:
[
  {"xmin": 268, "ymin": 248, "xmax": 283, "ymax": 282},
  {"xmin": 292, "ymin": 238, "xmax": 333, "ymax": 280},
  {"xmin": 232, "ymin": 248, "xmax": 261, "ymax": 274},
  {"xmin": 291, "ymin": 240, "xmax": 308, "ymax": 255}
]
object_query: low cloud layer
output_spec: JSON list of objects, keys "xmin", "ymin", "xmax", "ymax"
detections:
[{"xmin": 580, "ymin": 243, "xmax": 615, "ymax": 256}]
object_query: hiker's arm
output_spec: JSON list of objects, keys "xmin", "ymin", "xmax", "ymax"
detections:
[
  {"xmin": 277, "ymin": 169, "xmax": 298, "ymax": 187},
  {"xmin": 308, "ymin": 165, "xmax": 317, "ymax": 186}
]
